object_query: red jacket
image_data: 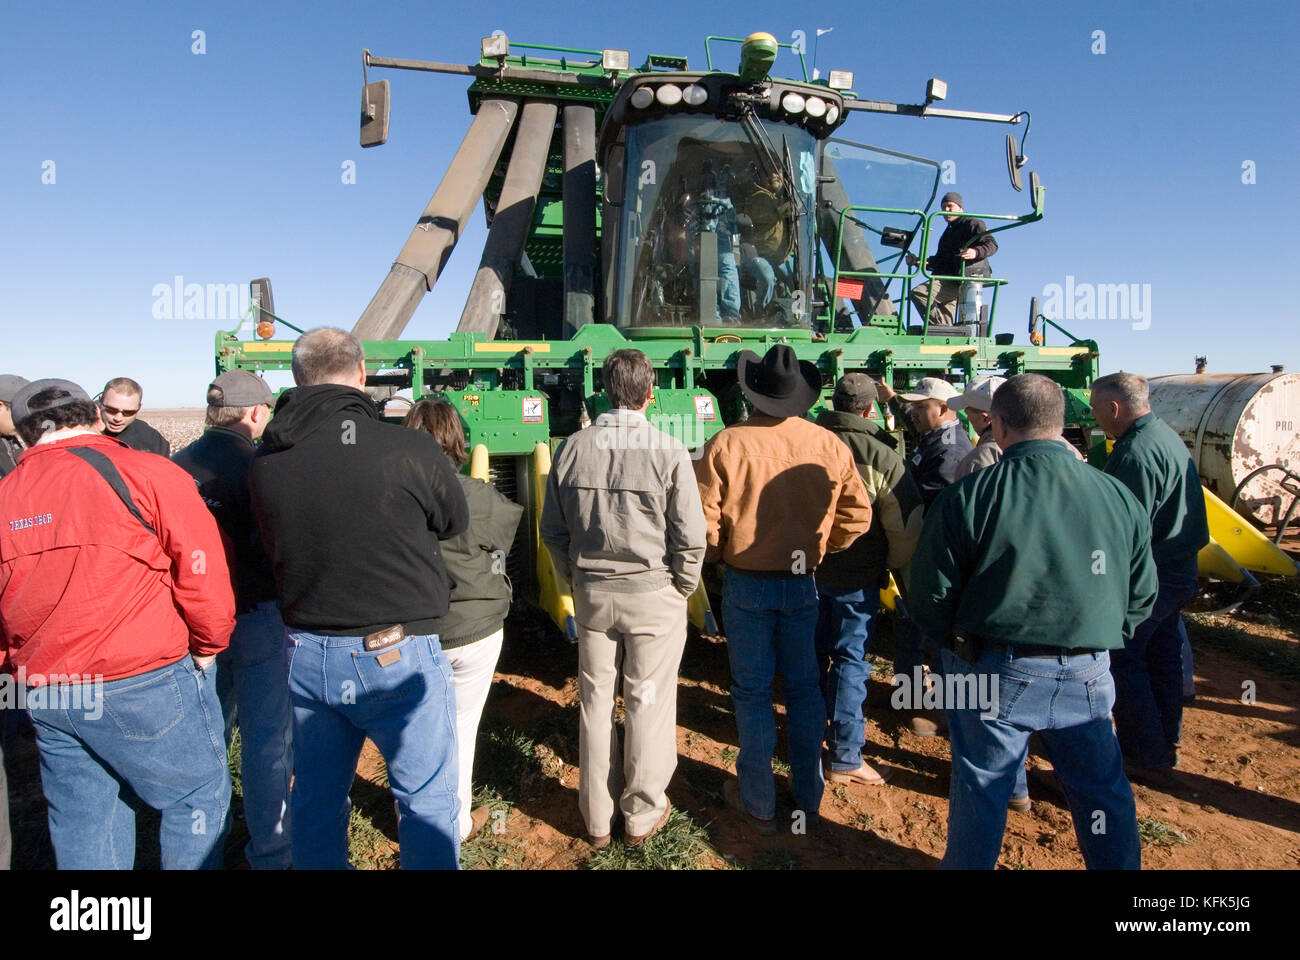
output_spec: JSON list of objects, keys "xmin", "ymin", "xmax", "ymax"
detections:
[{"xmin": 0, "ymin": 433, "xmax": 234, "ymax": 683}]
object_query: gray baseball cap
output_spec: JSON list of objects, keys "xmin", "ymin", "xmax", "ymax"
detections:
[
  {"xmin": 10, "ymin": 378, "xmax": 93, "ymax": 424},
  {"xmin": 948, "ymin": 375, "xmax": 1007, "ymax": 413},
  {"xmin": 207, "ymin": 370, "xmax": 274, "ymax": 407},
  {"xmin": 0, "ymin": 375, "xmax": 29, "ymax": 404}
]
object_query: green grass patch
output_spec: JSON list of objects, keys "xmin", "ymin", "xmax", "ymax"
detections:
[
  {"xmin": 1138, "ymin": 818, "xmax": 1192, "ymax": 848},
  {"xmin": 347, "ymin": 806, "xmax": 398, "ymax": 869},
  {"xmin": 226, "ymin": 728, "xmax": 243, "ymax": 797},
  {"xmin": 585, "ymin": 807, "xmax": 717, "ymax": 870},
  {"xmin": 719, "ymin": 746, "xmax": 738, "ymax": 766},
  {"xmin": 1186, "ymin": 614, "xmax": 1300, "ymax": 682}
]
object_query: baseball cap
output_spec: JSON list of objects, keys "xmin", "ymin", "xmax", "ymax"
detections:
[
  {"xmin": 947, "ymin": 375, "xmax": 1007, "ymax": 413},
  {"xmin": 207, "ymin": 370, "xmax": 274, "ymax": 408},
  {"xmin": 10, "ymin": 378, "xmax": 93, "ymax": 424},
  {"xmin": 833, "ymin": 372, "xmax": 878, "ymax": 408},
  {"xmin": 0, "ymin": 375, "xmax": 29, "ymax": 405},
  {"xmin": 898, "ymin": 377, "xmax": 960, "ymax": 403}
]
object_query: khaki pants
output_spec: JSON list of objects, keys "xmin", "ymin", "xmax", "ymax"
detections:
[
  {"xmin": 909, "ymin": 278, "xmax": 960, "ymax": 324},
  {"xmin": 574, "ymin": 582, "xmax": 688, "ymax": 837}
]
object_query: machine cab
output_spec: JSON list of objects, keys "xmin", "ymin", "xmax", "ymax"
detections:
[{"xmin": 599, "ymin": 69, "xmax": 845, "ymax": 332}]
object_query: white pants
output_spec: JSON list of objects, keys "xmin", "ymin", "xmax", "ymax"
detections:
[{"xmin": 443, "ymin": 629, "xmax": 504, "ymax": 838}]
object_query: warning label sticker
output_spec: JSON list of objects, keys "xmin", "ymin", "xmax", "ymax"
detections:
[
  {"xmin": 693, "ymin": 395, "xmax": 716, "ymax": 421},
  {"xmin": 522, "ymin": 397, "xmax": 544, "ymax": 423}
]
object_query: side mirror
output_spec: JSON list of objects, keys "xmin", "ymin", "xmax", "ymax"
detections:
[
  {"xmin": 1005, "ymin": 133, "xmax": 1024, "ymax": 192},
  {"xmin": 360, "ymin": 79, "xmax": 390, "ymax": 148},
  {"xmin": 250, "ymin": 278, "xmax": 275, "ymax": 319},
  {"xmin": 602, "ymin": 143, "xmax": 626, "ymax": 206},
  {"xmin": 1030, "ymin": 170, "xmax": 1043, "ymax": 214}
]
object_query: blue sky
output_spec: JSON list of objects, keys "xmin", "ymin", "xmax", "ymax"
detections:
[{"xmin": 3, "ymin": 0, "xmax": 1296, "ymax": 406}]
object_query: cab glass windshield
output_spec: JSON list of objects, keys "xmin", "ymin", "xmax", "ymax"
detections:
[{"xmin": 612, "ymin": 115, "xmax": 818, "ymax": 328}]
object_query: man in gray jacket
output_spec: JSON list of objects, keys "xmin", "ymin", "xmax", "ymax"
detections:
[{"xmin": 541, "ymin": 349, "xmax": 706, "ymax": 849}]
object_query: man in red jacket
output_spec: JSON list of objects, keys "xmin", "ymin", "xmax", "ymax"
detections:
[{"xmin": 0, "ymin": 379, "xmax": 235, "ymax": 869}]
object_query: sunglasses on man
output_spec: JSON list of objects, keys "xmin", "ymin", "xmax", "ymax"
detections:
[{"xmin": 96, "ymin": 396, "xmax": 140, "ymax": 418}]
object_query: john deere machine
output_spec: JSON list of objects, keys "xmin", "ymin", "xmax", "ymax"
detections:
[{"xmin": 214, "ymin": 32, "xmax": 1295, "ymax": 635}]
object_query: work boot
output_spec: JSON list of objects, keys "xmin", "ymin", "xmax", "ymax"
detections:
[
  {"xmin": 723, "ymin": 780, "xmax": 776, "ymax": 836},
  {"xmin": 825, "ymin": 761, "xmax": 892, "ymax": 786}
]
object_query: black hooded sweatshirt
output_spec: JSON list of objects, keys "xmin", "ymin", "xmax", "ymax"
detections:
[{"xmin": 248, "ymin": 384, "xmax": 468, "ymax": 635}]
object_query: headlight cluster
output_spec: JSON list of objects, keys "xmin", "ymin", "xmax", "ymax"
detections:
[
  {"xmin": 629, "ymin": 83, "xmax": 710, "ymax": 110},
  {"xmin": 778, "ymin": 91, "xmax": 838, "ymax": 125}
]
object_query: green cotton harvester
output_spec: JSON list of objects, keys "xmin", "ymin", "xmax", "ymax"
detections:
[{"xmin": 213, "ymin": 31, "xmax": 1117, "ymax": 638}]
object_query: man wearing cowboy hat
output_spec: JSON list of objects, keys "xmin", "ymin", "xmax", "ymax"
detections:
[{"xmin": 695, "ymin": 345, "xmax": 873, "ymax": 835}]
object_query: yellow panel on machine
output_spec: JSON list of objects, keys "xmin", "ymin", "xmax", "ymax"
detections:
[{"xmin": 1200, "ymin": 486, "xmax": 1299, "ymax": 578}]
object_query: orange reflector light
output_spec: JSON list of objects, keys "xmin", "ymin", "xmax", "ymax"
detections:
[{"xmin": 256, "ymin": 320, "xmax": 276, "ymax": 340}]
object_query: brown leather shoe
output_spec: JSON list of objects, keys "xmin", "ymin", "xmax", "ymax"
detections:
[
  {"xmin": 1007, "ymin": 795, "xmax": 1032, "ymax": 813},
  {"xmin": 469, "ymin": 804, "xmax": 492, "ymax": 836},
  {"xmin": 825, "ymin": 761, "xmax": 893, "ymax": 786},
  {"xmin": 625, "ymin": 803, "xmax": 672, "ymax": 846},
  {"xmin": 588, "ymin": 832, "xmax": 612, "ymax": 850},
  {"xmin": 723, "ymin": 780, "xmax": 777, "ymax": 836}
]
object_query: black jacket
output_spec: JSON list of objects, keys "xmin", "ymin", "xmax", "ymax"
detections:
[
  {"xmin": 106, "ymin": 418, "xmax": 171, "ymax": 456},
  {"xmin": 248, "ymin": 384, "xmax": 469, "ymax": 635},
  {"xmin": 908, "ymin": 417, "xmax": 975, "ymax": 508},
  {"xmin": 0, "ymin": 436, "xmax": 20, "ymax": 478},
  {"xmin": 431, "ymin": 474, "xmax": 524, "ymax": 649},
  {"xmin": 926, "ymin": 215, "xmax": 997, "ymax": 279},
  {"xmin": 173, "ymin": 427, "xmax": 277, "ymax": 614}
]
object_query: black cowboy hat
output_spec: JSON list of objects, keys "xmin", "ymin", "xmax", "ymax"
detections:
[{"xmin": 736, "ymin": 344, "xmax": 822, "ymax": 419}]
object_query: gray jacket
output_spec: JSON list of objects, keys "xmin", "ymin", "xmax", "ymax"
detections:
[{"xmin": 540, "ymin": 409, "xmax": 706, "ymax": 595}]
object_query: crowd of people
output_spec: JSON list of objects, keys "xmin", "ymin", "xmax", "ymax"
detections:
[{"xmin": 0, "ymin": 332, "xmax": 1209, "ymax": 870}]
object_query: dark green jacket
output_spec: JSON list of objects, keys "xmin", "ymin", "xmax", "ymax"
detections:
[
  {"xmin": 1104, "ymin": 413, "xmax": 1210, "ymax": 567},
  {"xmin": 430, "ymin": 474, "xmax": 524, "ymax": 649},
  {"xmin": 814, "ymin": 411, "xmax": 924, "ymax": 590},
  {"xmin": 911, "ymin": 440, "xmax": 1158, "ymax": 650}
]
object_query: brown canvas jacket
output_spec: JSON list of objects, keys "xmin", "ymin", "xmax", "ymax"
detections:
[{"xmin": 693, "ymin": 413, "xmax": 872, "ymax": 573}]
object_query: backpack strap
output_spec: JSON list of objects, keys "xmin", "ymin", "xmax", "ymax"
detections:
[{"xmin": 66, "ymin": 446, "xmax": 158, "ymax": 536}]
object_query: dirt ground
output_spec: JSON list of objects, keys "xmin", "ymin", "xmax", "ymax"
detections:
[{"xmin": 339, "ymin": 576, "xmax": 1300, "ymax": 871}]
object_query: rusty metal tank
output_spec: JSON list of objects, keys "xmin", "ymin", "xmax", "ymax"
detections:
[{"xmin": 1147, "ymin": 372, "xmax": 1299, "ymax": 528}]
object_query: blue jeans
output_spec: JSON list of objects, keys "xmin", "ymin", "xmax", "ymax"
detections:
[
  {"xmin": 892, "ymin": 615, "xmax": 931, "ymax": 681},
  {"xmin": 722, "ymin": 568, "xmax": 824, "ymax": 820},
  {"xmin": 1110, "ymin": 556, "xmax": 1198, "ymax": 769},
  {"xmin": 939, "ymin": 646, "xmax": 1139, "ymax": 870},
  {"xmin": 717, "ymin": 250, "xmax": 741, "ymax": 321},
  {"xmin": 814, "ymin": 586, "xmax": 876, "ymax": 771},
  {"xmin": 216, "ymin": 600, "xmax": 293, "ymax": 869},
  {"xmin": 741, "ymin": 254, "xmax": 795, "ymax": 308},
  {"xmin": 286, "ymin": 630, "xmax": 460, "ymax": 870},
  {"xmin": 28, "ymin": 657, "xmax": 231, "ymax": 869}
]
